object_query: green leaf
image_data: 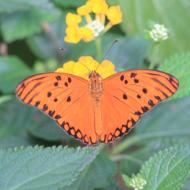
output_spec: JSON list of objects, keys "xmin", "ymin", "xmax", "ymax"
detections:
[
  {"xmin": 69, "ymin": 34, "xmax": 149, "ymax": 70},
  {"xmin": 119, "ymin": 0, "xmax": 190, "ymax": 59},
  {"xmin": 53, "ymin": 0, "xmax": 118, "ymax": 8},
  {"xmin": 0, "ymin": 146, "xmax": 99, "ymax": 190},
  {"xmin": 159, "ymin": 52, "xmax": 190, "ymax": 100},
  {"xmin": 0, "ymin": 0, "xmax": 58, "ymax": 13},
  {"xmin": 0, "ymin": 136, "xmax": 34, "ymax": 149},
  {"xmin": 106, "ymin": 36, "xmax": 150, "ymax": 70},
  {"xmin": 0, "ymin": 99, "xmax": 38, "ymax": 148},
  {"xmin": 53, "ymin": 0, "xmax": 86, "ymax": 8},
  {"xmin": 183, "ymin": 180, "xmax": 190, "ymax": 190},
  {"xmin": 0, "ymin": 99, "xmax": 32, "ymax": 139},
  {"xmin": 0, "ymin": 98, "xmax": 68, "ymax": 142},
  {"xmin": 27, "ymin": 14, "xmax": 67, "ymax": 60},
  {"xmin": 28, "ymin": 115, "xmax": 68, "ymax": 142},
  {"xmin": 67, "ymin": 153, "xmax": 116, "ymax": 190},
  {"xmin": 1, "ymin": 10, "xmax": 42, "ymax": 42},
  {"xmin": 0, "ymin": 56, "xmax": 33, "ymax": 93},
  {"xmin": 0, "ymin": 1, "xmax": 59, "ymax": 42},
  {"xmin": 0, "ymin": 1, "xmax": 28, "ymax": 13},
  {"xmin": 118, "ymin": 137, "xmax": 190, "ymax": 177},
  {"xmin": 140, "ymin": 145, "xmax": 190, "ymax": 190},
  {"xmin": 113, "ymin": 97, "xmax": 190, "ymax": 154},
  {"xmin": 103, "ymin": 180, "xmax": 123, "ymax": 190}
]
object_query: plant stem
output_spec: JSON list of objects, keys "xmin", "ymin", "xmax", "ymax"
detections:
[
  {"xmin": 149, "ymin": 43, "xmax": 161, "ymax": 69},
  {"xmin": 112, "ymin": 136, "xmax": 140, "ymax": 154},
  {"xmin": 95, "ymin": 37, "xmax": 102, "ymax": 61},
  {"xmin": 0, "ymin": 95, "xmax": 14, "ymax": 104}
]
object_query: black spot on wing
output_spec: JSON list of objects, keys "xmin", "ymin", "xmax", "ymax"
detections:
[
  {"xmin": 54, "ymin": 82, "xmax": 58, "ymax": 87},
  {"xmin": 134, "ymin": 79, "xmax": 139, "ymax": 83},
  {"xmin": 155, "ymin": 96, "xmax": 162, "ymax": 101},
  {"xmin": 67, "ymin": 96, "xmax": 71, "ymax": 102},
  {"xmin": 148, "ymin": 99, "xmax": 155, "ymax": 107},
  {"xmin": 141, "ymin": 106, "xmax": 149, "ymax": 113},
  {"xmin": 55, "ymin": 115, "xmax": 62, "ymax": 120},
  {"xmin": 48, "ymin": 110, "xmax": 55, "ymax": 117},
  {"xmin": 56, "ymin": 76, "xmax": 61, "ymax": 81},
  {"xmin": 64, "ymin": 82, "xmax": 68, "ymax": 87},
  {"xmin": 68, "ymin": 77, "xmax": 72, "ymax": 83},
  {"xmin": 43, "ymin": 104, "xmax": 48, "ymax": 111},
  {"xmin": 134, "ymin": 111, "xmax": 142, "ymax": 116},
  {"xmin": 35, "ymin": 101, "xmax": 40, "ymax": 107},
  {"xmin": 130, "ymin": 72, "xmax": 137, "ymax": 78},
  {"xmin": 120, "ymin": 75, "xmax": 124, "ymax": 81},
  {"xmin": 47, "ymin": 92, "xmax": 52, "ymax": 97},
  {"xmin": 123, "ymin": 94, "xmax": 128, "ymax": 100},
  {"xmin": 142, "ymin": 88, "xmax": 148, "ymax": 94}
]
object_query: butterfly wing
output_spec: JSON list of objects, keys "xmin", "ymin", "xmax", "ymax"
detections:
[
  {"xmin": 100, "ymin": 69, "xmax": 179, "ymax": 143},
  {"xmin": 16, "ymin": 72, "xmax": 98, "ymax": 144}
]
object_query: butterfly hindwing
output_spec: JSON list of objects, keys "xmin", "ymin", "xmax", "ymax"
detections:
[
  {"xmin": 16, "ymin": 72, "xmax": 98, "ymax": 144},
  {"xmin": 100, "ymin": 69, "xmax": 179, "ymax": 143}
]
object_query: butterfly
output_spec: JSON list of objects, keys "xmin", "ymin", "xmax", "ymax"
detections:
[{"xmin": 16, "ymin": 69, "xmax": 179, "ymax": 145}]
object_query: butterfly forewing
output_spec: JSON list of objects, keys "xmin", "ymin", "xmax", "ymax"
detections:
[
  {"xmin": 100, "ymin": 69, "xmax": 179, "ymax": 143},
  {"xmin": 16, "ymin": 72, "xmax": 98, "ymax": 144}
]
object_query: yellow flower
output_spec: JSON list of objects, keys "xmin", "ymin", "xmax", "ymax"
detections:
[
  {"xmin": 66, "ymin": 13, "xmax": 82, "ymax": 26},
  {"xmin": 106, "ymin": 6, "xmax": 122, "ymax": 25},
  {"xmin": 55, "ymin": 61, "xmax": 75, "ymax": 74},
  {"xmin": 97, "ymin": 60, "xmax": 116, "ymax": 78},
  {"xmin": 55, "ymin": 56, "xmax": 116, "ymax": 79},
  {"xmin": 78, "ymin": 56, "xmax": 99, "ymax": 71},
  {"xmin": 87, "ymin": 0, "xmax": 108, "ymax": 14},
  {"xmin": 64, "ymin": 0, "xmax": 123, "ymax": 44},
  {"xmin": 77, "ymin": 4, "xmax": 92, "ymax": 15},
  {"xmin": 80, "ymin": 27, "xmax": 94, "ymax": 42},
  {"xmin": 64, "ymin": 26, "xmax": 81, "ymax": 44}
]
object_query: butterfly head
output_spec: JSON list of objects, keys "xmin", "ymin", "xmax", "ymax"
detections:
[{"xmin": 89, "ymin": 71, "xmax": 101, "ymax": 80}]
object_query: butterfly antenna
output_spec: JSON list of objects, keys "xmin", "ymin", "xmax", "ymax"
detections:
[
  {"xmin": 103, "ymin": 39, "xmax": 118, "ymax": 60},
  {"xmin": 95, "ymin": 39, "xmax": 119, "ymax": 72}
]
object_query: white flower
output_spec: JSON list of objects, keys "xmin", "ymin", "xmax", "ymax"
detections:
[
  {"xmin": 86, "ymin": 20, "xmax": 104, "ymax": 37},
  {"xmin": 149, "ymin": 24, "xmax": 168, "ymax": 42},
  {"xmin": 129, "ymin": 175, "xmax": 147, "ymax": 190}
]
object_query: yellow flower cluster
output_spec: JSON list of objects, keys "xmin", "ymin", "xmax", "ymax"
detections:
[
  {"xmin": 64, "ymin": 0, "xmax": 122, "ymax": 44},
  {"xmin": 55, "ymin": 56, "xmax": 116, "ymax": 79}
]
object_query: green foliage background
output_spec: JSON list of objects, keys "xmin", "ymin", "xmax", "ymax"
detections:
[{"xmin": 0, "ymin": 0, "xmax": 190, "ymax": 190}]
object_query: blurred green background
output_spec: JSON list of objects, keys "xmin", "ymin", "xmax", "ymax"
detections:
[{"xmin": 0, "ymin": 0, "xmax": 190, "ymax": 190}]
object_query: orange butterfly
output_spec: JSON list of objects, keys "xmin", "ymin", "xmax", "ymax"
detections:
[{"xmin": 16, "ymin": 69, "xmax": 179, "ymax": 145}]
